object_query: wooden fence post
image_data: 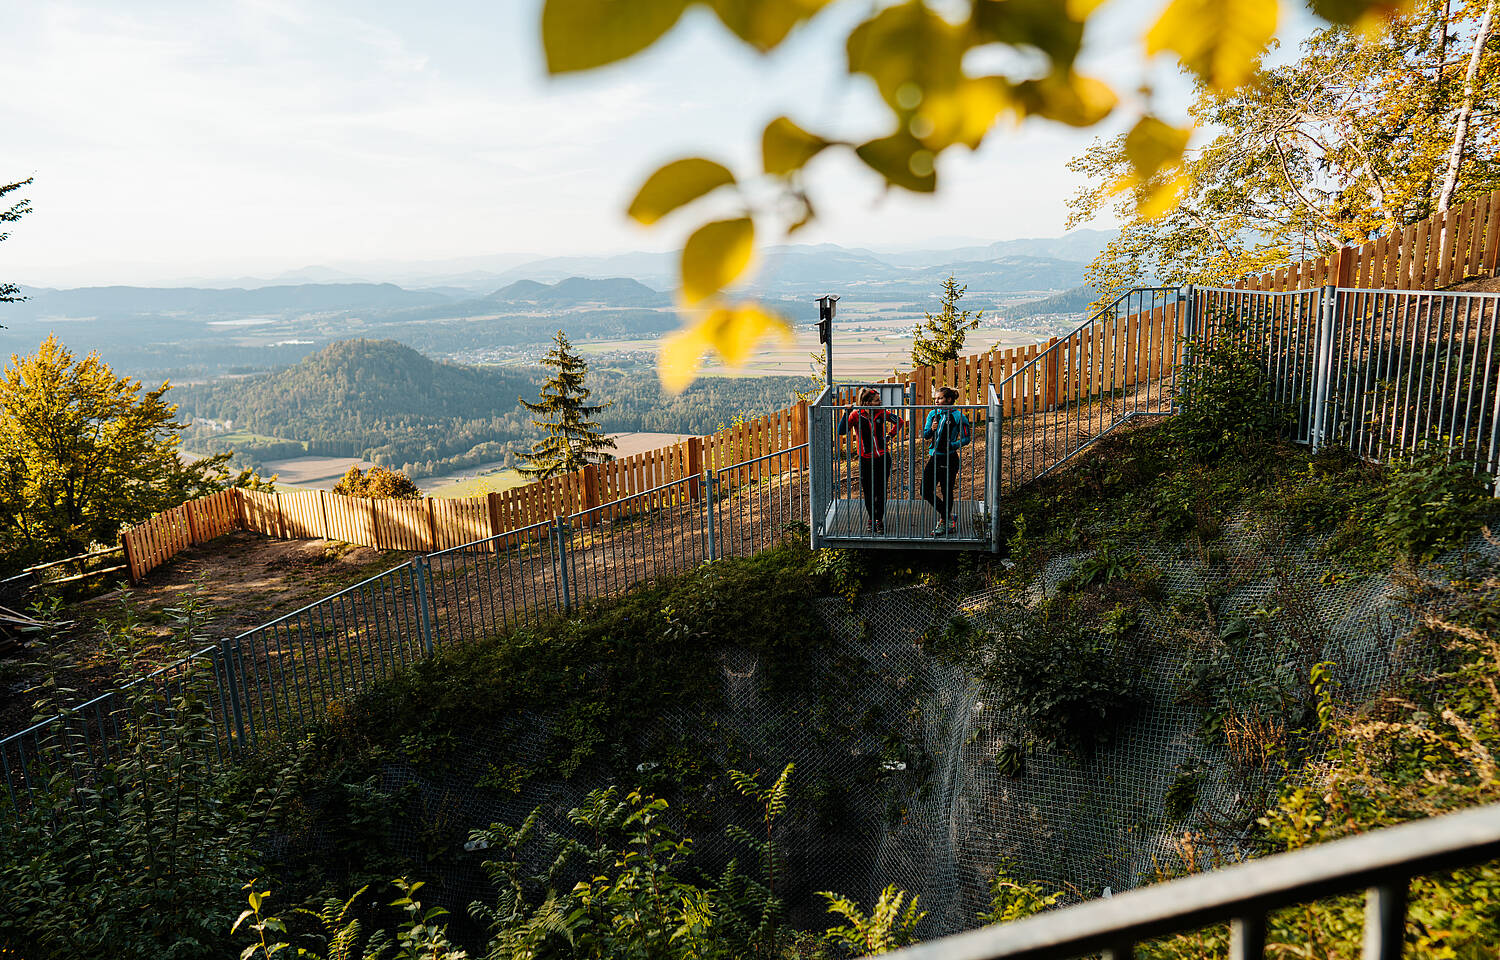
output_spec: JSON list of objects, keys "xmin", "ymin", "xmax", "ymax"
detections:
[
  {"xmin": 425, "ymin": 498, "xmax": 438, "ymax": 552},
  {"xmin": 184, "ymin": 499, "xmax": 200, "ymax": 545},
  {"xmin": 1044, "ymin": 337, "xmax": 1060, "ymax": 411},
  {"xmin": 121, "ymin": 532, "xmax": 138, "ymax": 585},
  {"xmin": 234, "ymin": 488, "xmax": 247, "ymax": 532},
  {"xmin": 318, "ymin": 490, "xmax": 333, "ymax": 542},
  {"xmin": 686, "ymin": 437, "xmax": 704, "ymax": 500},
  {"xmin": 581, "ymin": 463, "xmax": 600, "ymax": 526},
  {"xmin": 1334, "ymin": 245, "xmax": 1356, "ymax": 288},
  {"xmin": 274, "ymin": 493, "xmax": 288, "ymax": 540}
]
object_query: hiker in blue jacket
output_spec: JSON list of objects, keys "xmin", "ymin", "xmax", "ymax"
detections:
[{"xmin": 922, "ymin": 386, "xmax": 972, "ymax": 535}]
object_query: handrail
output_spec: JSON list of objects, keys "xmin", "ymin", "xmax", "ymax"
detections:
[
  {"xmin": 992, "ymin": 286, "xmax": 1182, "ymax": 394},
  {"xmin": 879, "ymin": 802, "xmax": 1500, "ymax": 960}
]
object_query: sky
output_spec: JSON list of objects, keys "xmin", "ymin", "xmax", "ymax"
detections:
[{"xmin": 1, "ymin": 0, "xmax": 1322, "ymax": 287}]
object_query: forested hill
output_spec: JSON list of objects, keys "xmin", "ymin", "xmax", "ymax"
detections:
[
  {"xmin": 176, "ymin": 338, "xmax": 815, "ymax": 479},
  {"xmin": 177, "ymin": 339, "xmax": 541, "ymax": 475}
]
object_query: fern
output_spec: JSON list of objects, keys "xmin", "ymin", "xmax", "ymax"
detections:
[{"xmin": 819, "ymin": 885, "xmax": 926, "ymax": 956}]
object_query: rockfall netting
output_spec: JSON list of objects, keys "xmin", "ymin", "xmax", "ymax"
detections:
[{"xmin": 337, "ymin": 515, "xmax": 1484, "ymax": 942}]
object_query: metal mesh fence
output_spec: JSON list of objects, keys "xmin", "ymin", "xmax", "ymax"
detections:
[{"xmin": 0, "ymin": 448, "xmax": 810, "ymax": 805}]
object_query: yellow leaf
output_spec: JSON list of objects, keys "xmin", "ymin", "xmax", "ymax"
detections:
[
  {"xmin": 1306, "ymin": 0, "xmax": 1414, "ymax": 33},
  {"xmin": 846, "ymin": 1, "xmax": 966, "ymax": 113},
  {"xmin": 1014, "ymin": 71, "xmax": 1117, "ymax": 127},
  {"xmin": 1110, "ymin": 115, "xmax": 1193, "ymax": 218},
  {"xmin": 762, "ymin": 117, "xmax": 830, "ymax": 176},
  {"xmin": 709, "ymin": 0, "xmax": 833, "ymax": 51},
  {"xmin": 971, "ymin": 0, "xmax": 1087, "ymax": 70},
  {"xmin": 659, "ymin": 302, "xmax": 792, "ymax": 392},
  {"xmin": 681, "ymin": 217, "xmax": 755, "ymax": 304},
  {"xmin": 628, "ymin": 158, "xmax": 737, "ymax": 226},
  {"xmin": 1145, "ymin": 0, "xmax": 1276, "ymax": 92},
  {"xmin": 1137, "ymin": 172, "xmax": 1191, "ymax": 220},
  {"xmin": 855, "ymin": 130, "xmax": 938, "ymax": 193},
  {"xmin": 916, "ymin": 76, "xmax": 1014, "ymax": 150},
  {"xmin": 541, "ymin": 0, "xmax": 689, "ymax": 74},
  {"xmin": 1122, "ymin": 115, "xmax": 1191, "ymax": 179}
]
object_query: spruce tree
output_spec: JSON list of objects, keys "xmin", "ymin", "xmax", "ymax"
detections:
[
  {"xmin": 514, "ymin": 330, "xmax": 616, "ymax": 480},
  {"xmin": 911, "ymin": 276, "xmax": 982, "ymax": 368}
]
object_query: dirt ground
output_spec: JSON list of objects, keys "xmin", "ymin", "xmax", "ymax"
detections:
[{"xmin": 0, "ymin": 531, "xmax": 412, "ymax": 736}]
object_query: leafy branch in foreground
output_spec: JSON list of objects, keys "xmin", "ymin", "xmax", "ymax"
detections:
[{"xmin": 540, "ymin": 0, "xmax": 1412, "ymax": 390}]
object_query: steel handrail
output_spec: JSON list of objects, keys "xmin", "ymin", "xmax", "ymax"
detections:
[
  {"xmin": 878, "ymin": 802, "xmax": 1500, "ymax": 960},
  {"xmin": 991, "ymin": 286, "xmax": 1182, "ymax": 396}
]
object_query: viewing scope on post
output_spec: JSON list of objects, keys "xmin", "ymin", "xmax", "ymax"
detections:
[{"xmin": 816, "ymin": 294, "xmax": 838, "ymax": 386}]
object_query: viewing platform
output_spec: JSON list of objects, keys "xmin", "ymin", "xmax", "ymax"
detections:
[{"xmin": 808, "ymin": 383, "xmax": 1000, "ymax": 552}]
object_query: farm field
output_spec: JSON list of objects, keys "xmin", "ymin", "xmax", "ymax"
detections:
[
  {"xmin": 252, "ymin": 432, "xmax": 694, "ymax": 497},
  {"xmin": 576, "ymin": 314, "xmax": 1046, "ymax": 379}
]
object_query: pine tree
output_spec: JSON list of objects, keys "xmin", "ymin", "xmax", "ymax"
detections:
[
  {"xmin": 911, "ymin": 276, "xmax": 983, "ymax": 368},
  {"xmin": 514, "ymin": 330, "xmax": 616, "ymax": 481}
]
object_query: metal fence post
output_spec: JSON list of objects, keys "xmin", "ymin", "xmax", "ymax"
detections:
[
  {"xmin": 218, "ymin": 637, "xmax": 248, "ymax": 753},
  {"xmin": 555, "ymin": 519, "xmax": 572, "ymax": 613},
  {"xmin": 1175, "ymin": 284, "xmax": 1196, "ymax": 414},
  {"xmin": 705, "ymin": 472, "xmax": 719, "ymax": 561},
  {"xmin": 1311, "ymin": 283, "xmax": 1338, "ymax": 453},
  {"xmin": 412, "ymin": 556, "xmax": 436, "ymax": 657},
  {"xmin": 988, "ymin": 387, "xmax": 1002, "ymax": 553}
]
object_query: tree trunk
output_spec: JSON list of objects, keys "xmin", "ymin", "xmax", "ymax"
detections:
[{"xmin": 1437, "ymin": 0, "xmax": 1495, "ymax": 215}]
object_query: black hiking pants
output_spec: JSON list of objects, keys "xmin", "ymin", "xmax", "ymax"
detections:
[
  {"xmin": 858, "ymin": 453, "xmax": 891, "ymax": 525},
  {"xmin": 922, "ymin": 451, "xmax": 961, "ymax": 522}
]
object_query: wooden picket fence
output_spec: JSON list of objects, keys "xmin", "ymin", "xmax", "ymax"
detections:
[{"xmin": 1240, "ymin": 189, "xmax": 1500, "ymax": 292}]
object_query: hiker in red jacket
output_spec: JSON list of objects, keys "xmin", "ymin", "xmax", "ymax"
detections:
[{"xmin": 837, "ymin": 387, "xmax": 906, "ymax": 533}]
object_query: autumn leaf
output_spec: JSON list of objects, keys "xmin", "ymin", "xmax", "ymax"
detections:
[
  {"xmin": 846, "ymin": 1, "xmax": 966, "ymax": 113},
  {"xmin": 1306, "ymin": 0, "xmax": 1415, "ymax": 33},
  {"xmin": 1014, "ymin": 70, "xmax": 1117, "ymax": 127},
  {"xmin": 971, "ymin": 0, "xmax": 1087, "ymax": 71},
  {"xmin": 660, "ymin": 302, "xmax": 792, "ymax": 392},
  {"xmin": 1110, "ymin": 115, "xmax": 1193, "ymax": 218},
  {"xmin": 1146, "ymin": 0, "xmax": 1277, "ymax": 92},
  {"xmin": 628, "ymin": 158, "xmax": 738, "ymax": 226},
  {"xmin": 681, "ymin": 217, "xmax": 756, "ymax": 304},
  {"xmin": 542, "ymin": 0, "xmax": 690, "ymax": 73},
  {"xmin": 709, "ymin": 0, "xmax": 833, "ymax": 51},
  {"xmin": 762, "ymin": 117, "xmax": 830, "ymax": 176},
  {"xmin": 916, "ymin": 76, "xmax": 1015, "ymax": 150},
  {"xmin": 856, "ymin": 130, "xmax": 938, "ymax": 193}
]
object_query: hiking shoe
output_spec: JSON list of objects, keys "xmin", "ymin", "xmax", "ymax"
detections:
[
  {"xmin": 948, "ymin": 519, "xmax": 958, "ymax": 534},
  {"xmin": 931, "ymin": 522, "xmax": 946, "ymax": 536},
  {"xmin": 873, "ymin": 521, "xmax": 885, "ymax": 534}
]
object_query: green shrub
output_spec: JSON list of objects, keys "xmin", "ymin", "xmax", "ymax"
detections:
[
  {"xmin": 980, "ymin": 599, "xmax": 1147, "ymax": 756},
  {"xmin": 1375, "ymin": 445, "xmax": 1491, "ymax": 561},
  {"xmin": 0, "ymin": 594, "xmax": 284, "ymax": 959},
  {"xmin": 1171, "ymin": 334, "xmax": 1288, "ymax": 462}
]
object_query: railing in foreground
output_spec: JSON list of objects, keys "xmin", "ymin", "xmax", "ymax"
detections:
[
  {"xmin": 0, "ymin": 447, "xmax": 809, "ymax": 808},
  {"xmin": 878, "ymin": 802, "xmax": 1500, "ymax": 960}
]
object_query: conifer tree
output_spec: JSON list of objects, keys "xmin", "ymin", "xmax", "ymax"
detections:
[
  {"xmin": 911, "ymin": 276, "xmax": 982, "ymax": 369},
  {"xmin": 515, "ymin": 330, "xmax": 616, "ymax": 480}
]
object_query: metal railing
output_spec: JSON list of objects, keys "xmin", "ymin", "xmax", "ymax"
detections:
[
  {"xmin": 991, "ymin": 287, "xmax": 1185, "ymax": 498},
  {"xmin": 1195, "ymin": 286, "xmax": 1500, "ymax": 476},
  {"xmin": 880, "ymin": 802, "xmax": 1500, "ymax": 960},
  {"xmin": 0, "ymin": 447, "xmax": 810, "ymax": 808},
  {"xmin": 809, "ymin": 385, "xmax": 997, "ymax": 550}
]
